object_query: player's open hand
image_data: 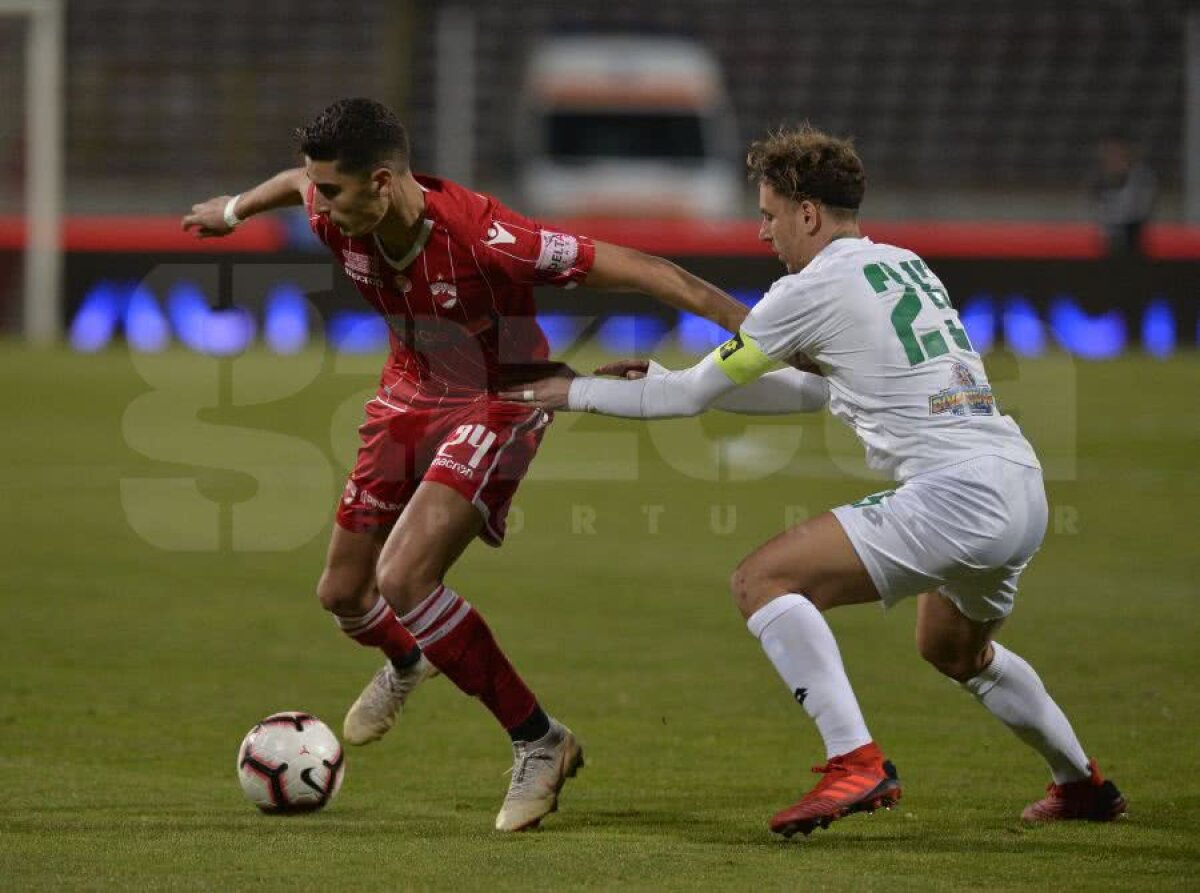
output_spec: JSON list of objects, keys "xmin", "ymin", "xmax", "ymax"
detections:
[
  {"xmin": 593, "ymin": 358, "xmax": 650, "ymax": 380},
  {"xmin": 181, "ymin": 197, "xmax": 236, "ymax": 238},
  {"xmin": 499, "ymin": 375, "xmax": 573, "ymax": 411}
]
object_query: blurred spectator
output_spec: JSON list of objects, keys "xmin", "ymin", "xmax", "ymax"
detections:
[{"xmin": 1089, "ymin": 136, "xmax": 1157, "ymax": 257}]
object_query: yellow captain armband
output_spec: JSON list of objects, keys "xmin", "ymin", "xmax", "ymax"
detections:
[{"xmin": 712, "ymin": 330, "xmax": 776, "ymax": 385}]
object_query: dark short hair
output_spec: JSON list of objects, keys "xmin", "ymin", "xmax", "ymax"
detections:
[
  {"xmin": 746, "ymin": 125, "xmax": 865, "ymax": 211},
  {"xmin": 296, "ymin": 98, "xmax": 410, "ymax": 174}
]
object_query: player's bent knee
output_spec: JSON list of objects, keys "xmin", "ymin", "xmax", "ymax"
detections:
[
  {"xmin": 315, "ymin": 567, "xmax": 372, "ymax": 615},
  {"xmin": 730, "ymin": 559, "xmax": 789, "ymax": 620},
  {"xmin": 374, "ymin": 561, "xmax": 440, "ymax": 614},
  {"xmin": 917, "ymin": 640, "xmax": 987, "ymax": 682}
]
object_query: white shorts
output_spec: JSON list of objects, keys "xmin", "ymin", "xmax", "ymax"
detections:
[{"xmin": 831, "ymin": 455, "xmax": 1048, "ymax": 621}]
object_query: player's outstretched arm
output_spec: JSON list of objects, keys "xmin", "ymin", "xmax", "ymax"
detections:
[
  {"xmin": 581, "ymin": 357, "xmax": 827, "ymax": 415},
  {"xmin": 504, "ymin": 353, "xmax": 751, "ymax": 419},
  {"xmin": 181, "ymin": 167, "xmax": 308, "ymax": 238},
  {"xmin": 585, "ymin": 241, "xmax": 748, "ymax": 333},
  {"xmin": 641, "ymin": 359, "xmax": 829, "ymax": 416}
]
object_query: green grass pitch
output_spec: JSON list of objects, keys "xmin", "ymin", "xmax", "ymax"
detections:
[{"xmin": 1, "ymin": 344, "xmax": 1197, "ymax": 891}]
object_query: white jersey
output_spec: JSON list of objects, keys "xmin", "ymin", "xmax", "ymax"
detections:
[{"xmin": 740, "ymin": 237, "xmax": 1039, "ymax": 481}]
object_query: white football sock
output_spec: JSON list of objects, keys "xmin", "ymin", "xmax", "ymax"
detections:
[
  {"xmin": 961, "ymin": 642, "xmax": 1090, "ymax": 784},
  {"xmin": 747, "ymin": 593, "xmax": 873, "ymax": 759}
]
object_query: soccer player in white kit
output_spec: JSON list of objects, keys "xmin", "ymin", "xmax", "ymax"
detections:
[{"xmin": 505, "ymin": 126, "xmax": 1127, "ymax": 837}]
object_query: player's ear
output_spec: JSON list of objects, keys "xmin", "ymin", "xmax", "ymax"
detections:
[
  {"xmin": 800, "ymin": 200, "xmax": 821, "ymax": 235},
  {"xmin": 370, "ymin": 167, "xmax": 391, "ymax": 197}
]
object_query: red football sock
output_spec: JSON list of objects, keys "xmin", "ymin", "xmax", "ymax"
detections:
[
  {"xmin": 401, "ymin": 585, "xmax": 538, "ymax": 732},
  {"xmin": 334, "ymin": 596, "xmax": 421, "ymax": 664}
]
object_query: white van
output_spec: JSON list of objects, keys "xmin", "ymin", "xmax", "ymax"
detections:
[{"xmin": 516, "ymin": 36, "xmax": 740, "ymax": 218}]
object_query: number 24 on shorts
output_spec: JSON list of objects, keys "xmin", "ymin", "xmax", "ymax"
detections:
[
  {"xmin": 862, "ymin": 260, "xmax": 974, "ymax": 367},
  {"xmin": 436, "ymin": 424, "xmax": 498, "ymax": 470}
]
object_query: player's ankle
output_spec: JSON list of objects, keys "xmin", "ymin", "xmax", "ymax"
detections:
[
  {"xmin": 508, "ymin": 705, "xmax": 551, "ymax": 743},
  {"xmin": 390, "ymin": 645, "xmax": 423, "ymax": 672},
  {"xmin": 837, "ymin": 740, "xmax": 883, "ymax": 764}
]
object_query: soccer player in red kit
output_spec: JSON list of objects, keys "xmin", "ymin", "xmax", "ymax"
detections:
[{"xmin": 182, "ymin": 98, "xmax": 748, "ymax": 831}]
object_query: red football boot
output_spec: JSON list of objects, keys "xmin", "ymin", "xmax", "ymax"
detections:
[
  {"xmin": 770, "ymin": 742, "xmax": 902, "ymax": 838},
  {"xmin": 1021, "ymin": 760, "xmax": 1127, "ymax": 822}
]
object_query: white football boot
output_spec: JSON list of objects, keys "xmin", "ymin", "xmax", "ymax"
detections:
[
  {"xmin": 494, "ymin": 719, "xmax": 584, "ymax": 831},
  {"xmin": 342, "ymin": 655, "xmax": 436, "ymax": 746}
]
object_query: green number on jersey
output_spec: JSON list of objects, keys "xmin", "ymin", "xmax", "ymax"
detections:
[
  {"xmin": 862, "ymin": 261, "xmax": 972, "ymax": 366},
  {"xmin": 850, "ymin": 488, "xmax": 897, "ymax": 508}
]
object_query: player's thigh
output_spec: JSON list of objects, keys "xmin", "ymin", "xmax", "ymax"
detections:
[
  {"xmin": 425, "ymin": 403, "xmax": 548, "ymax": 547},
  {"xmin": 732, "ymin": 511, "xmax": 880, "ymax": 618},
  {"xmin": 915, "ymin": 591, "xmax": 1003, "ymax": 681},
  {"xmin": 336, "ymin": 400, "xmax": 427, "ymax": 534},
  {"xmin": 376, "ymin": 480, "xmax": 484, "ymax": 611},
  {"xmin": 316, "ymin": 523, "xmax": 387, "ymax": 613}
]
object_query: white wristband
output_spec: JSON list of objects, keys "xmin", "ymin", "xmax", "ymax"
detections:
[{"xmin": 223, "ymin": 194, "xmax": 243, "ymax": 228}]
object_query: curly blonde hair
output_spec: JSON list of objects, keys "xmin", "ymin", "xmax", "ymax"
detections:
[{"xmin": 746, "ymin": 125, "xmax": 865, "ymax": 211}]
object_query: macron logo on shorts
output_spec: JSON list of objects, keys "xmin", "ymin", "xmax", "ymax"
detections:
[
  {"xmin": 431, "ymin": 455, "xmax": 475, "ymax": 479},
  {"xmin": 536, "ymin": 231, "xmax": 579, "ymax": 274}
]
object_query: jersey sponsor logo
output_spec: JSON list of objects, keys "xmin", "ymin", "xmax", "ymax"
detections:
[
  {"xmin": 483, "ymin": 221, "xmax": 517, "ymax": 246},
  {"xmin": 929, "ymin": 361, "xmax": 995, "ymax": 417},
  {"xmin": 430, "ymin": 279, "xmax": 459, "ymax": 309},
  {"xmin": 536, "ymin": 231, "xmax": 579, "ymax": 274},
  {"xmin": 343, "ymin": 250, "xmax": 383, "ymax": 287}
]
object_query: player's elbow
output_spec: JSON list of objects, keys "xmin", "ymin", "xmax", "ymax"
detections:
[
  {"xmin": 804, "ymin": 378, "xmax": 831, "ymax": 412},
  {"xmin": 587, "ymin": 242, "xmax": 672, "ymax": 293},
  {"xmin": 674, "ymin": 393, "xmax": 711, "ymax": 418}
]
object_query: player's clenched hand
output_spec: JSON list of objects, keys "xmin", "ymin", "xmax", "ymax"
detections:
[
  {"xmin": 181, "ymin": 196, "xmax": 236, "ymax": 238},
  {"xmin": 593, "ymin": 359, "xmax": 650, "ymax": 380},
  {"xmin": 498, "ymin": 375, "xmax": 573, "ymax": 411}
]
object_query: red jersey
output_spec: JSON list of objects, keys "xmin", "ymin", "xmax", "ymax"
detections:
[{"xmin": 306, "ymin": 175, "xmax": 595, "ymax": 406}]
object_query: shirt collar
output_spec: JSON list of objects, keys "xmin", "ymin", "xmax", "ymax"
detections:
[
  {"xmin": 374, "ymin": 218, "xmax": 434, "ymax": 271},
  {"xmin": 814, "ymin": 235, "xmax": 872, "ymax": 262}
]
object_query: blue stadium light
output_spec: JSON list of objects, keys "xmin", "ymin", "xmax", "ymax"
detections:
[
  {"xmin": 202, "ymin": 308, "xmax": 257, "ymax": 356},
  {"xmin": 69, "ymin": 281, "xmax": 125, "ymax": 352},
  {"xmin": 1048, "ymin": 297, "xmax": 1125, "ymax": 359},
  {"xmin": 596, "ymin": 315, "xmax": 670, "ymax": 354},
  {"xmin": 124, "ymin": 283, "xmax": 171, "ymax": 352},
  {"xmin": 1141, "ymin": 297, "xmax": 1176, "ymax": 358},
  {"xmin": 166, "ymin": 281, "xmax": 213, "ymax": 352},
  {"xmin": 328, "ymin": 311, "xmax": 389, "ymax": 353},
  {"xmin": 165, "ymin": 281, "xmax": 255, "ymax": 355},
  {"xmin": 959, "ymin": 296, "xmax": 996, "ymax": 354},
  {"xmin": 675, "ymin": 312, "xmax": 730, "ymax": 353},
  {"xmin": 1002, "ymin": 297, "xmax": 1046, "ymax": 357},
  {"xmin": 536, "ymin": 314, "xmax": 589, "ymax": 352},
  {"xmin": 263, "ymin": 284, "xmax": 311, "ymax": 354}
]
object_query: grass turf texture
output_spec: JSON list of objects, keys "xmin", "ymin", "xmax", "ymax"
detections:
[{"xmin": 1, "ymin": 344, "xmax": 1197, "ymax": 891}]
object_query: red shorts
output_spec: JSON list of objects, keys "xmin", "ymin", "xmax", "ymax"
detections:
[{"xmin": 336, "ymin": 396, "xmax": 551, "ymax": 546}]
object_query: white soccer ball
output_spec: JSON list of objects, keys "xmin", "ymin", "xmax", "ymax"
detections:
[{"xmin": 236, "ymin": 712, "xmax": 345, "ymax": 813}]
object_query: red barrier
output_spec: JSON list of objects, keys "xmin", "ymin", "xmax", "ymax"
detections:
[
  {"xmin": 0, "ymin": 215, "xmax": 1195, "ymax": 259},
  {"xmin": 0, "ymin": 215, "xmax": 287, "ymax": 252}
]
